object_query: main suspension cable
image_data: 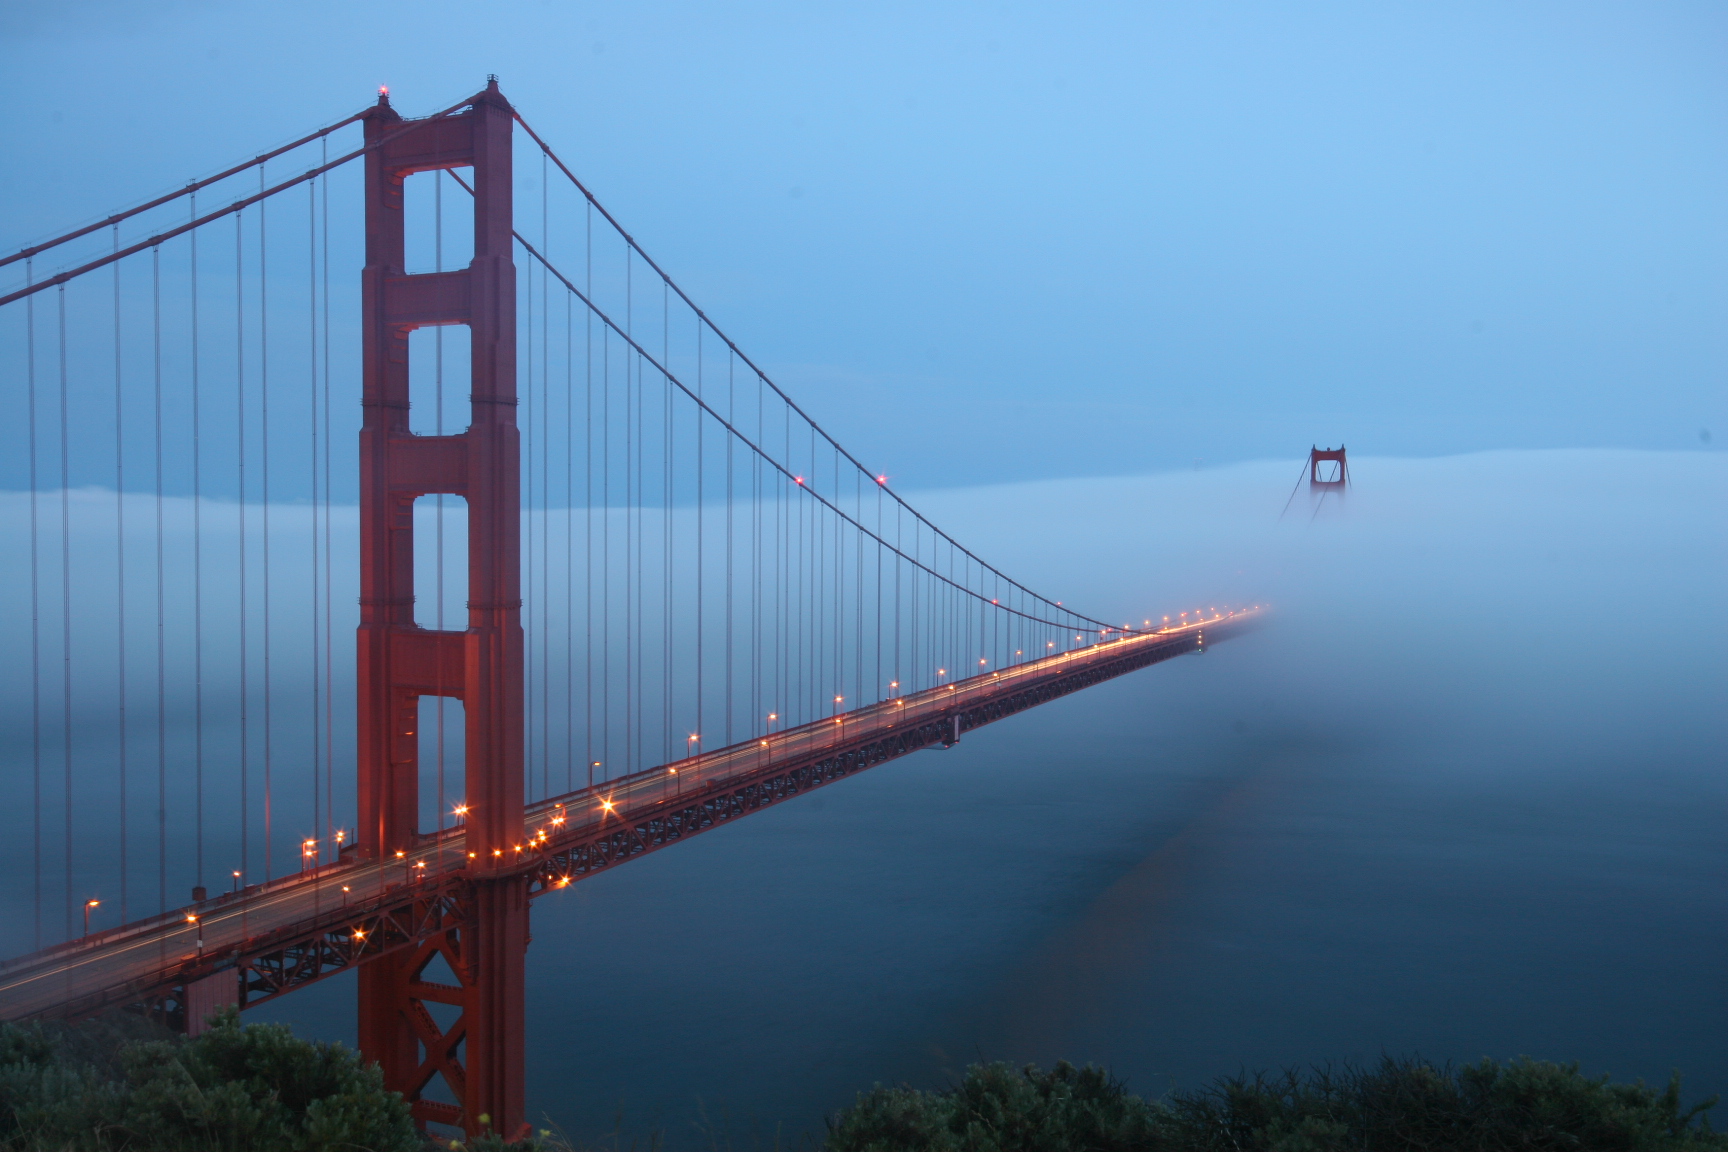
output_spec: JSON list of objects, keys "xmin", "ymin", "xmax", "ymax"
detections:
[
  {"xmin": 509, "ymin": 110, "xmax": 1107, "ymax": 633},
  {"xmin": 0, "ymin": 111, "xmax": 368, "ymax": 272},
  {"xmin": 0, "ymin": 93, "xmax": 480, "ymax": 309},
  {"xmin": 500, "ymin": 216, "xmax": 1101, "ymax": 634}
]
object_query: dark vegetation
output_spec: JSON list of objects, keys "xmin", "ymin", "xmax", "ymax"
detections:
[
  {"xmin": 0, "ymin": 1013, "xmax": 1718, "ymax": 1151},
  {"xmin": 0, "ymin": 1009, "xmax": 429, "ymax": 1152},
  {"xmin": 827, "ymin": 1058, "xmax": 1725, "ymax": 1152}
]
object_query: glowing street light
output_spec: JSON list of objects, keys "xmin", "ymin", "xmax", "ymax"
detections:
[{"xmin": 82, "ymin": 899, "xmax": 100, "ymax": 938}]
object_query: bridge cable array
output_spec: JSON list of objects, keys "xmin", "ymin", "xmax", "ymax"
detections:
[{"xmin": 0, "ymin": 86, "xmax": 1179, "ymax": 956}]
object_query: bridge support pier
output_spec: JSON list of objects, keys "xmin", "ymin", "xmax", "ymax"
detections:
[{"xmin": 357, "ymin": 80, "xmax": 526, "ymax": 1141}]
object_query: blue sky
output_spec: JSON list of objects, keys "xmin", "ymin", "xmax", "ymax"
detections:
[{"xmin": 3, "ymin": 0, "xmax": 1724, "ymax": 487}]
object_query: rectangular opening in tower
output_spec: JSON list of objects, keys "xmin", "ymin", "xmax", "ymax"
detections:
[
  {"xmin": 413, "ymin": 493, "xmax": 468, "ymax": 629},
  {"xmin": 403, "ymin": 167, "xmax": 475, "ymax": 276},
  {"xmin": 418, "ymin": 695, "xmax": 466, "ymax": 834},
  {"xmin": 408, "ymin": 324, "xmax": 472, "ymax": 437}
]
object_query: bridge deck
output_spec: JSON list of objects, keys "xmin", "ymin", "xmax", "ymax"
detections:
[{"xmin": 0, "ymin": 611, "xmax": 1257, "ymax": 1024}]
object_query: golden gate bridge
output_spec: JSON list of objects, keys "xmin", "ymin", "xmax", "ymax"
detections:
[{"xmin": 0, "ymin": 79, "xmax": 1257, "ymax": 1139}]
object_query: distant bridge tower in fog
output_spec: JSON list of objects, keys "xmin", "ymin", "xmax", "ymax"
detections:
[{"xmin": 1310, "ymin": 445, "xmax": 1349, "ymax": 491}]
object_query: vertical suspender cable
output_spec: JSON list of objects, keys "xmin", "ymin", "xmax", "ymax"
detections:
[
  {"xmin": 236, "ymin": 210, "xmax": 248, "ymax": 886},
  {"xmin": 752, "ymin": 374, "xmax": 761, "ymax": 738},
  {"xmin": 153, "ymin": 244, "xmax": 167, "ymax": 914},
  {"xmin": 640, "ymin": 303, "xmax": 650, "ymax": 766},
  {"xmin": 633, "ymin": 307, "xmax": 639, "ymax": 775},
  {"xmin": 522, "ymin": 255, "xmax": 533, "ymax": 796},
  {"xmin": 260, "ymin": 168, "xmax": 273, "ymax": 882},
  {"xmin": 814, "ymin": 429, "xmax": 823, "ymax": 720},
  {"xmin": 725, "ymin": 351, "xmax": 733, "ymax": 746},
  {"xmin": 840, "ymin": 450, "xmax": 847, "ymax": 709},
  {"xmin": 113, "ymin": 225, "xmax": 129, "ymax": 922},
  {"xmin": 778, "ymin": 405, "xmax": 786, "ymax": 730},
  {"xmin": 58, "ymin": 285, "xmax": 73, "ymax": 940},
  {"xmin": 27, "ymin": 258, "xmax": 42, "ymax": 948},
  {"xmin": 601, "ymin": 324, "xmax": 610, "ymax": 783},
  {"xmin": 696, "ymin": 320, "xmax": 704, "ymax": 755},
  {"xmin": 621, "ymin": 257, "xmax": 630, "ymax": 776},
  {"xmin": 565, "ymin": 268, "xmax": 574, "ymax": 792},
  {"xmin": 798, "ymin": 424, "xmax": 807, "ymax": 723},
  {"xmin": 190, "ymin": 193, "xmax": 205, "ymax": 892},
  {"xmin": 663, "ymin": 287, "xmax": 672, "ymax": 768},
  {"xmin": 320, "ymin": 142, "xmax": 334, "ymax": 852},
  {"xmin": 584, "ymin": 201, "xmax": 593, "ymax": 792},
  {"xmin": 540, "ymin": 157, "xmax": 551, "ymax": 801},
  {"xmin": 535, "ymin": 162, "xmax": 549, "ymax": 808},
  {"xmin": 308, "ymin": 177, "xmax": 321, "ymax": 858},
  {"xmin": 855, "ymin": 468, "xmax": 863, "ymax": 709}
]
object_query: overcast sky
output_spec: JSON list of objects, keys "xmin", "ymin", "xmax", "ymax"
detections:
[{"xmin": 3, "ymin": 0, "xmax": 1724, "ymax": 487}]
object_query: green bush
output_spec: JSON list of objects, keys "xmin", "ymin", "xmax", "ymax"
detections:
[
  {"xmin": 0, "ymin": 1008, "xmax": 419, "ymax": 1152},
  {"xmin": 5, "ymin": 1014, "xmax": 1721, "ymax": 1152},
  {"xmin": 828, "ymin": 1057, "xmax": 1725, "ymax": 1152}
]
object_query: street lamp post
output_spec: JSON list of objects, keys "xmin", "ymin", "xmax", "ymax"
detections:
[{"xmin": 82, "ymin": 899, "xmax": 99, "ymax": 938}]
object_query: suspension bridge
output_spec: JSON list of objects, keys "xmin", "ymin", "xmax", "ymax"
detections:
[{"xmin": 0, "ymin": 79, "xmax": 1257, "ymax": 1139}]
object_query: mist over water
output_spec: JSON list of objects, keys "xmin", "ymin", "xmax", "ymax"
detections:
[{"xmin": 226, "ymin": 447, "xmax": 1724, "ymax": 1145}]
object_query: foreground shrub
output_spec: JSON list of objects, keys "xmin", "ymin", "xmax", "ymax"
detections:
[
  {"xmin": 0, "ymin": 1008, "xmax": 418, "ymax": 1152},
  {"xmin": 828, "ymin": 1062, "xmax": 1158, "ymax": 1152},
  {"xmin": 828, "ymin": 1056, "xmax": 1725, "ymax": 1152}
]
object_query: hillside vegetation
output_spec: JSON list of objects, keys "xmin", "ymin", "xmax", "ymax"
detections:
[
  {"xmin": 0, "ymin": 1012, "xmax": 1718, "ymax": 1151},
  {"xmin": 828, "ymin": 1058, "xmax": 1725, "ymax": 1152}
]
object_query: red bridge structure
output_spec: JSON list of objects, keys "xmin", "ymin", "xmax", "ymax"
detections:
[
  {"xmin": 1309, "ymin": 445, "xmax": 1349, "ymax": 491},
  {"xmin": 0, "ymin": 80, "xmax": 1258, "ymax": 1139}
]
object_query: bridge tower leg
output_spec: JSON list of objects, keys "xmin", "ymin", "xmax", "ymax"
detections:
[{"xmin": 356, "ymin": 79, "xmax": 527, "ymax": 1141}]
